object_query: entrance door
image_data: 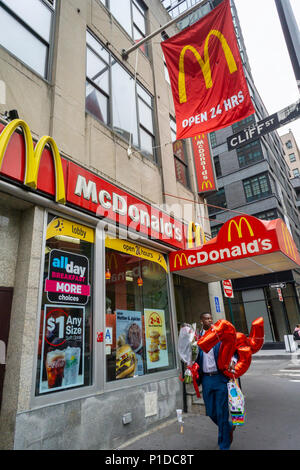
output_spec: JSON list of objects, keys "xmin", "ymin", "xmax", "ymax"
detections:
[{"xmin": 0, "ymin": 287, "xmax": 13, "ymax": 410}]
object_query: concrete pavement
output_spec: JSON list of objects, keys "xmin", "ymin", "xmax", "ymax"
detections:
[{"xmin": 118, "ymin": 348, "xmax": 297, "ymax": 451}]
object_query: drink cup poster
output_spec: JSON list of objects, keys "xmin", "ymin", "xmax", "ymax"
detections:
[
  {"xmin": 39, "ymin": 305, "xmax": 85, "ymax": 393},
  {"xmin": 45, "ymin": 249, "xmax": 90, "ymax": 305},
  {"xmin": 144, "ymin": 309, "xmax": 168, "ymax": 370}
]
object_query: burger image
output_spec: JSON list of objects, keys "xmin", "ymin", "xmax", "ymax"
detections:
[
  {"xmin": 148, "ymin": 342, "xmax": 160, "ymax": 362},
  {"xmin": 149, "ymin": 329, "xmax": 160, "ymax": 345},
  {"xmin": 159, "ymin": 335, "xmax": 167, "ymax": 350},
  {"xmin": 116, "ymin": 344, "xmax": 136, "ymax": 379}
]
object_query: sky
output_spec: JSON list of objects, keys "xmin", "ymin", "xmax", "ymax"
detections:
[{"xmin": 234, "ymin": 0, "xmax": 300, "ymax": 147}]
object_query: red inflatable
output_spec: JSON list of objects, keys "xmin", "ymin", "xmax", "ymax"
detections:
[{"xmin": 197, "ymin": 317, "xmax": 264, "ymax": 379}]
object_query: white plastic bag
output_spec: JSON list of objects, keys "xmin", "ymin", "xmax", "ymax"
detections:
[{"xmin": 178, "ymin": 323, "xmax": 196, "ymax": 365}]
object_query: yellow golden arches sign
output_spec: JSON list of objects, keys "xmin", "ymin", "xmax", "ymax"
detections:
[
  {"xmin": 281, "ymin": 221, "xmax": 296, "ymax": 261},
  {"xmin": 105, "ymin": 237, "xmax": 168, "ymax": 272},
  {"xmin": 173, "ymin": 252, "xmax": 189, "ymax": 269},
  {"xmin": 0, "ymin": 119, "xmax": 66, "ymax": 204},
  {"xmin": 178, "ymin": 30, "xmax": 237, "ymax": 104},
  {"xmin": 227, "ymin": 217, "xmax": 254, "ymax": 242},
  {"xmin": 187, "ymin": 222, "xmax": 206, "ymax": 249}
]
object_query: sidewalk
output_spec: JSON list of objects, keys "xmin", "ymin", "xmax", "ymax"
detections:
[{"xmin": 118, "ymin": 349, "xmax": 295, "ymax": 451}]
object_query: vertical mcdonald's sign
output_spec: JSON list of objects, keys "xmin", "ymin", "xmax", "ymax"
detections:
[
  {"xmin": 161, "ymin": 0, "xmax": 255, "ymax": 140},
  {"xmin": 192, "ymin": 133, "xmax": 217, "ymax": 194}
]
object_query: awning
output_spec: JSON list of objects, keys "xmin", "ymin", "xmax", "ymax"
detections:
[{"xmin": 169, "ymin": 215, "xmax": 300, "ymax": 283}]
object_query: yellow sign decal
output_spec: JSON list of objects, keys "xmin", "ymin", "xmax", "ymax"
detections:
[
  {"xmin": 0, "ymin": 119, "xmax": 66, "ymax": 204},
  {"xmin": 281, "ymin": 222, "xmax": 296, "ymax": 260},
  {"xmin": 105, "ymin": 237, "xmax": 168, "ymax": 272},
  {"xmin": 227, "ymin": 217, "xmax": 254, "ymax": 242},
  {"xmin": 187, "ymin": 221, "xmax": 206, "ymax": 249},
  {"xmin": 178, "ymin": 30, "xmax": 237, "ymax": 104},
  {"xmin": 173, "ymin": 252, "xmax": 189, "ymax": 268},
  {"xmin": 201, "ymin": 180, "xmax": 213, "ymax": 190},
  {"xmin": 46, "ymin": 217, "xmax": 94, "ymax": 243}
]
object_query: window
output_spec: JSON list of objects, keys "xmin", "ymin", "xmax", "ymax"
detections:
[
  {"xmin": 293, "ymin": 168, "xmax": 300, "ymax": 177},
  {"xmin": 86, "ymin": 31, "xmax": 156, "ymax": 160},
  {"xmin": 254, "ymin": 209, "xmax": 278, "ymax": 220},
  {"xmin": 214, "ymin": 156, "xmax": 222, "ymax": 178},
  {"xmin": 209, "ymin": 132, "xmax": 217, "ymax": 148},
  {"xmin": 0, "ymin": 0, "xmax": 55, "ymax": 79},
  {"xmin": 105, "ymin": 241, "xmax": 176, "ymax": 382},
  {"xmin": 237, "ymin": 140, "xmax": 263, "ymax": 168},
  {"xmin": 206, "ymin": 188, "xmax": 227, "ymax": 215},
  {"xmin": 289, "ymin": 153, "xmax": 296, "ymax": 163},
  {"xmin": 210, "ymin": 224, "xmax": 222, "ymax": 238},
  {"xmin": 243, "ymin": 173, "xmax": 271, "ymax": 202},
  {"xmin": 35, "ymin": 215, "xmax": 94, "ymax": 396},
  {"xmin": 286, "ymin": 140, "xmax": 293, "ymax": 149},
  {"xmin": 102, "ymin": 0, "xmax": 147, "ymax": 55},
  {"xmin": 170, "ymin": 116, "xmax": 190, "ymax": 187},
  {"xmin": 232, "ymin": 114, "xmax": 255, "ymax": 133}
]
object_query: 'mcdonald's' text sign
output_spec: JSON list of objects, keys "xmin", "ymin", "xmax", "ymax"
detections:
[{"xmin": 169, "ymin": 215, "xmax": 300, "ymax": 271}]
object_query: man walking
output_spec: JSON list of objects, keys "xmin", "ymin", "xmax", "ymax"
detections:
[{"xmin": 196, "ymin": 312, "xmax": 235, "ymax": 450}]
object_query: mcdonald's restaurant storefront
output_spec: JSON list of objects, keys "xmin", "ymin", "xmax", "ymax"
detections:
[
  {"xmin": 0, "ymin": 118, "xmax": 218, "ymax": 450},
  {"xmin": 1, "ymin": 119, "xmax": 300, "ymax": 450}
]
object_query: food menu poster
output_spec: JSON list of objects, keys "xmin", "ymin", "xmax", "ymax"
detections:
[
  {"xmin": 116, "ymin": 310, "xmax": 144, "ymax": 377},
  {"xmin": 39, "ymin": 305, "xmax": 85, "ymax": 393},
  {"xmin": 144, "ymin": 309, "xmax": 168, "ymax": 370}
]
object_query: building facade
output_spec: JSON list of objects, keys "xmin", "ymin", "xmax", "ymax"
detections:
[{"xmin": 0, "ymin": 0, "xmax": 228, "ymax": 450}]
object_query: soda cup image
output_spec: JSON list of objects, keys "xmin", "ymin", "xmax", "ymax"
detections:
[
  {"xmin": 64, "ymin": 347, "xmax": 81, "ymax": 386},
  {"xmin": 46, "ymin": 350, "xmax": 66, "ymax": 389}
]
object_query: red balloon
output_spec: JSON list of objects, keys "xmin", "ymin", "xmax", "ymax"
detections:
[
  {"xmin": 248, "ymin": 316, "xmax": 264, "ymax": 354},
  {"xmin": 197, "ymin": 317, "xmax": 264, "ymax": 379}
]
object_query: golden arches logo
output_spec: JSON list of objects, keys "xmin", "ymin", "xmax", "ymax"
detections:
[
  {"xmin": 202, "ymin": 180, "xmax": 213, "ymax": 190},
  {"xmin": 178, "ymin": 30, "xmax": 237, "ymax": 104},
  {"xmin": 106, "ymin": 252, "xmax": 118, "ymax": 270},
  {"xmin": 187, "ymin": 221, "xmax": 206, "ymax": 249},
  {"xmin": 227, "ymin": 217, "xmax": 254, "ymax": 242},
  {"xmin": 0, "ymin": 119, "xmax": 66, "ymax": 204},
  {"xmin": 281, "ymin": 222, "xmax": 296, "ymax": 260},
  {"xmin": 173, "ymin": 252, "xmax": 189, "ymax": 268}
]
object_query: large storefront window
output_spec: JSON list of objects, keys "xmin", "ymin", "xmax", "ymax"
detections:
[
  {"xmin": 35, "ymin": 215, "xmax": 94, "ymax": 395},
  {"xmin": 105, "ymin": 238, "xmax": 176, "ymax": 381}
]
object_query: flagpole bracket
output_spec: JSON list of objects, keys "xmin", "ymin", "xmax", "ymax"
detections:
[{"xmin": 122, "ymin": 49, "xmax": 129, "ymax": 61}]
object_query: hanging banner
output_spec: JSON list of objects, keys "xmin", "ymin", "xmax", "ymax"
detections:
[
  {"xmin": 192, "ymin": 133, "xmax": 217, "ymax": 194},
  {"xmin": 161, "ymin": 0, "xmax": 255, "ymax": 140},
  {"xmin": 39, "ymin": 305, "xmax": 85, "ymax": 393}
]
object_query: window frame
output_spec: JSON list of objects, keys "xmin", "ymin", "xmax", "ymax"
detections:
[
  {"xmin": 170, "ymin": 116, "xmax": 190, "ymax": 188},
  {"xmin": 100, "ymin": 0, "xmax": 148, "ymax": 55},
  {"xmin": 0, "ymin": 0, "xmax": 56, "ymax": 80},
  {"xmin": 243, "ymin": 172, "xmax": 272, "ymax": 203},
  {"xmin": 86, "ymin": 30, "xmax": 156, "ymax": 162}
]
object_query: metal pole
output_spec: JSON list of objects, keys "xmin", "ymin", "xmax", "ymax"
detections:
[
  {"xmin": 122, "ymin": 0, "xmax": 211, "ymax": 59},
  {"xmin": 275, "ymin": 0, "xmax": 300, "ymax": 92}
]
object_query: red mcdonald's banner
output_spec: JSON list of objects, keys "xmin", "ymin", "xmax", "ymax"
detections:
[
  {"xmin": 192, "ymin": 133, "xmax": 217, "ymax": 194},
  {"xmin": 161, "ymin": 0, "xmax": 255, "ymax": 140}
]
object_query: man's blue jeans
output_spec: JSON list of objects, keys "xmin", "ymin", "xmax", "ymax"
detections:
[{"xmin": 202, "ymin": 373, "xmax": 233, "ymax": 450}]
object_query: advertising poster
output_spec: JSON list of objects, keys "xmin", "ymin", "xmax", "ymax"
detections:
[
  {"xmin": 45, "ymin": 249, "xmax": 90, "ymax": 305},
  {"xmin": 116, "ymin": 310, "xmax": 144, "ymax": 379},
  {"xmin": 144, "ymin": 309, "xmax": 168, "ymax": 370},
  {"xmin": 39, "ymin": 305, "xmax": 85, "ymax": 393}
]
